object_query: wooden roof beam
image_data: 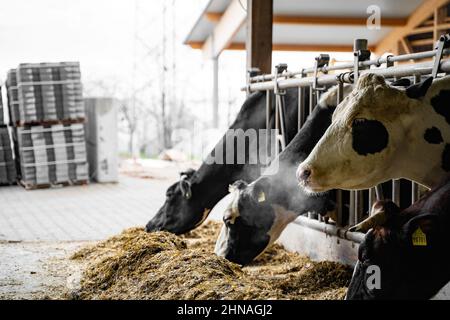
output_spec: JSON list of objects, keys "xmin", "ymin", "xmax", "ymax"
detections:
[
  {"xmin": 375, "ymin": 0, "xmax": 450, "ymax": 55},
  {"xmin": 205, "ymin": 12, "xmax": 407, "ymax": 27},
  {"xmin": 201, "ymin": 0, "xmax": 246, "ymax": 59},
  {"xmin": 188, "ymin": 41, "xmax": 375, "ymax": 52}
]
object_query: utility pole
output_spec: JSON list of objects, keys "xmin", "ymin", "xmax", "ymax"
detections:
[
  {"xmin": 212, "ymin": 57, "xmax": 219, "ymax": 128},
  {"xmin": 161, "ymin": 1, "xmax": 169, "ymax": 149}
]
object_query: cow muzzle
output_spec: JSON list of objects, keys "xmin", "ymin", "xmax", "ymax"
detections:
[{"xmin": 296, "ymin": 164, "xmax": 325, "ymax": 193}]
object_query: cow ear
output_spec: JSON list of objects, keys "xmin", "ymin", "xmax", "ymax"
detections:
[
  {"xmin": 350, "ymin": 200, "xmax": 400, "ymax": 233},
  {"xmin": 402, "ymin": 213, "xmax": 439, "ymax": 247},
  {"xmin": 228, "ymin": 180, "xmax": 247, "ymax": 193},
  {"xmin": 180, "ymin": 168, "xmax": 196, "ymax": 180},
  {"xmin": 405, "ymin": 77, "xmax": 433, "ymax": 100},
  {"xmin": 251, "ymin": 177, "xmax": 271, "ymax": 203},
  {"xmin": 390, "ymin": 78, "xmax": 411, "ymax": 87}
]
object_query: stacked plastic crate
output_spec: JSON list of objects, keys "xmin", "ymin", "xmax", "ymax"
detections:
[
  {"xmin": 5, "ymin": 62, "xmax": 88, "ymax": 189},
  {"xmin": 0, "ymin": 86, "xmax": 17, "ymax": 185}
]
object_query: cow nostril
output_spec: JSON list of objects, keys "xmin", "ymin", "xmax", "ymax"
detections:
[
  {"xmin": 297, "ymin": 167, "xmax": 312, "ymax": 182},
  {"xmin": 145, "ymin": 222, "xmax": 156, "ymax": 233},
  {"xmin": 302, "ymin": 169, "xmax": 311, "ymax": 180}
]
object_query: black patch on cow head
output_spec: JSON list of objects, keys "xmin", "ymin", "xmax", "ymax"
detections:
[
  {"xmin": 424, "ymin": 127, "xmax": 443, "ymax": 144},
  {"xmin": 431, "ymin": 90, "xmax": 450, "ymax": 125},
  {"xmin": 406, "ymin": 77, "xmax": 433, "ymax": 100},
  {"xmin": 442, "ymin": 144, "xmax": 450, "ymax": 172},
  {"xmin": 390, "ymin": 78, "xmax": 411, "ymax": 87},
  {"xmin": 352, "ymin": 119, "xmax": 389, "ymax": 156}
]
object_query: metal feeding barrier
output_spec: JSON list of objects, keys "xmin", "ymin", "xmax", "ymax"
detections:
[{"xmin": 242, "ymin": 34, "xmax": 450, "ymax": 243}]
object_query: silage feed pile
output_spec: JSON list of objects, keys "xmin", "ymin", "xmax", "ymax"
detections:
[{"xmin": 69, "ymin": 221, "xmax": 352, "ymax": 300}]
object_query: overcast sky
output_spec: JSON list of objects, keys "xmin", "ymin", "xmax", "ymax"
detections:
[
  {"xmin": 0, "ymin": 0, "xmax": 205, "ymax": 86},
  {"xmin": 0, "ymin": 0, "xmax": 352, "ymax": 128}
]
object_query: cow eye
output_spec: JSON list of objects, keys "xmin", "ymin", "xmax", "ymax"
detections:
[{"xmin": 223, "ymin": 216, "xmax": 232, "ymax": 226}]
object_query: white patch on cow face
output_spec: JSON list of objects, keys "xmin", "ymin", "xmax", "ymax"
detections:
[
  {"xmin": 214, "ymin": 223, "xmax": 229, "ymax": 257},
  {"xmin": 299, "ymin": 73, "xmax": 421, "ymax": 192},
  {"xmin": 214, "ymin": 189, "xmax": 241, "ymax": 258},
  {"xmin": 214, "ymin": 189, "xmax": 297, "ymax": 261},
  {"xmin": 222, "ymin": 188, "xmax": 240, "ymax": 225}
]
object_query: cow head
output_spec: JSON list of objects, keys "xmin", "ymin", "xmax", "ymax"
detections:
[
  {"xmin": 214, "ymin": 178, "xmax": 298, "ymax": 265},
  {"xmin": 297, "ymin": 73, "xmax": 434, "ymax": 192},
  {"xmin": 145, "ymin": 169, "xmax": 211, "ymax": 235},
  {"xmin": 346, "ymin": 199, "xmax": 443, "ymax": 300}
]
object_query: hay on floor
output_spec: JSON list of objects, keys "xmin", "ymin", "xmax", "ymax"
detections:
[{"xmin": 69, "ymin": 221, "xmax": 352, "ymax": 300}]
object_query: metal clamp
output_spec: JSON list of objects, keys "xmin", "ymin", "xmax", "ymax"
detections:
[
  {"xmin": 246, "ymin": 68, "xmax": 261, "ymax": 95},
  {"xmin": 432, "ymin": 34, "xmax": 450, "ymax": 78},
  {"xmin": 273, "ymin": 64, "xmax": 288, "ymax": 151},
  {"xmin": 353, "ymin": 39, "xmax": 371, "ymax": 83},
  {"xmin": 274, "ymin": 63, "xmax": 287, "ymax": 95},
  {"xmin": 385, "ymin": 54, "xmax": 394, "ymax": 68},
  {"xmin": 312, "ymin": 54, "xmax": 330, "ymax": 92}
]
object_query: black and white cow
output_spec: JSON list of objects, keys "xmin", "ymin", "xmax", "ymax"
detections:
[
  {"xmin": 346, "ymin": 175, "xmax": 450, "ymax": 300},
  {"xmin": 145, "ymin": 88, "xmax": 303, "ymax": 234},
  {"xmin": 297, "ymin": 73, "xmax": 450, "ymax": 192},
  {"xmin": 215, "ymin": 85, "xmax": 353, "ymax": 265}
]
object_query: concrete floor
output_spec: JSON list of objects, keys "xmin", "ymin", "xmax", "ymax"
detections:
[
  {"xmin": 0, "ymin": 174, "xmax": 174, "ymax": 299},
  {"xmin": 0, "ymin": 172, "xmax": 230, "ymax": 299},
  {"xmin": 0, "ymin": 175, "xmax": 172, "ymax": 242}
]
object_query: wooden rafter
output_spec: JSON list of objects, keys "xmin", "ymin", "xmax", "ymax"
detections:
[
  {"xmin": 375, "ymin": 0, "xmax": 450, "ymax": 55},
  {"xmin": 201, "ymin": 0, "xmax": 246, "ymax": 59},
  {"xmin": 187, "ymin": 41, "xmax": 375, "ymax": 53},
  {"xmin": 205, "ymin": 12, "xmax": 407, "ymax": 27}
]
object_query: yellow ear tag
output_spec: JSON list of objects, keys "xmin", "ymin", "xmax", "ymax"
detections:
[
  {"xmin": 412, "ymin": 227, "xmax": 427, "ymax": 246},
  {"xmin": 258, "ymin": 191, "xmax": 266, "ymax": 203}
]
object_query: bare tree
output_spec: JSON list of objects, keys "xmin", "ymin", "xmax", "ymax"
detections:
[{"xmin": 119, "ymin": 100, "xmax": 138, "ymax": 155}]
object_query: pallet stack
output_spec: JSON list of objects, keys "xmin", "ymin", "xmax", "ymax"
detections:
[
  {"xmin": 6, "ymin": 69, "xmax": 19, "ymax": 125},
  {"xmin": 5, "ymin": 62, "xmax": 88, "ymax": 189},
  {"xmin": 0, "ymin": 86, "xmax": 4, "ymax": 124},
  {"xmin": 0, "ymin": 87, "xmax": 17, "ymax": 185}
]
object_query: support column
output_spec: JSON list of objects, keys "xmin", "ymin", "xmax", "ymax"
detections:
[{"xmin": 246, "ymin": 0, "xmax": 273, "ymax": 74}]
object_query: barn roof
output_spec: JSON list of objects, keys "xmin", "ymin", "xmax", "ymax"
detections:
[{"xmin": 184, "ymin": 0, "xmax": 424, "ymax": 56}]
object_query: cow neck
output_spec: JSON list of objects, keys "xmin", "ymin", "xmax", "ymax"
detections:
[
  {"xmin": 191, "ymin": 163, "xmax": 249, "ymax": 209},
  {"xmin": 191, "ymin": 88, "xmax": 301, "ymax": 210},
  {"xmin": 272, "ymin": 105, "xmax": 336, "ymax": 210},
  {"xmin": 394, "ymin": 101, "xmax": 448, "ymax": 189},
  {"xmin": 280, "ymin": 104, "xmax": 335, "ymax": 165}
]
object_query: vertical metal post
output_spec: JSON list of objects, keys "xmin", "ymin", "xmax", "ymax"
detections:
[
  {"xmin": 349, "ymin": 191, "xmax": 355, "ymax": 226},
  {"xmin": 412, "ymin": 181, "xmax": 419, "ymax": 204},
  {"xmin": 368, "ymin": 188, "xmax": 376, "ymax": 215},
  {"xmin": 273, "ymin": 67, "xmax": 280, "ymax": 156},
  {"xmin": 353, "ymin": 38, "xmax": 368, "ymax": 84},
  {"xmin": 266, "ymin": 89, "xmax": 271, "ymax": 158},
  {"xmin": 375, "ymin": 185, "xmax": 384, "ymax": 200},
  {"xmin": 392, "ymin": 179, "xmax": 401, "ymax": 206},
  {"xmin": 274, "ymin": 95, "xmax": 280, "ymax": 156},
  {"xmin": 298, "ymin": 87, "xmax": 305, "ymax": 131},
  {"xmin": 273, "ymin": 64, "xmax": 288, "ymax": 154},
  {"xmin": 336, "ymin": 190, "xmax": 343, "ymax": 226},
  {"xmin": 277, "ymin": 94, "xmax": 287, "ymax": 150},
  {"xmin": 297, "ymin": 70, "xmax": 305, "ymax": 131},
  {"xmin": 309, "ymin": 86, "xmax": 315, "ymax": 114},
  {"xmin": 355, "ymin": 190, "xmax": 364, "ymax": 224}
]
